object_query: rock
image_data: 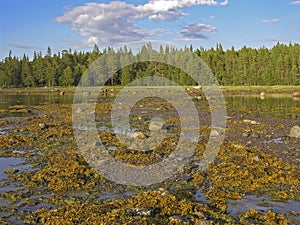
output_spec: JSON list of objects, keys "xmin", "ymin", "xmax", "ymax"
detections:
[
  {"xmin": 38, "ymin": 123, "xmax": 46, "ymax": 129},
  {"xmin": 260, "ymin": 92, "xmax": 266, "ymax": 96},
  {"xmin": 95, "ymin": 141, "xmax": 102, "ymax": 147},
  {"xmin": 192, "ymin": 85, "xmax": 202, "ymax": 90},
  {"xmin": 149, "ymin": 119, "xmax": 167, "ymax": 131},
  {"xmin": 292, "ymin": 92, "xmax": 300, "ymax": 97},
  {"xmin": 131, "ymin": 132, "xmax": 147, "ymax": 139},
  {"xmin": 158, "ymin": 187, "xmax": 169, "ymax": 195},
  {"xmin": 242, "ymin": 132, "xmax": 249, "ymax": 137},
  {"xmin": 243, "ymin": 119, "xmax": 260, "ymax": 125},
  {"xmin": 253, "ymin": 156, "xmax": 260, "ymax": 162},
  {"xmin": 194, "ymin": 211, "xmax": 206, "ymax": 219},
  {"xmin": 169, "ymin": 215, "xmax": 190, "ymax": 224},
  {"xmin": 289, "ymin": 126, "xmax": 300, "ymax": 138},
  {"xmin": 158, "ymin": 187, "xmax": 166, "ymax": 193},
  {"xmin": 127, "ymin": 208, "xmax": 153, "ymax": 216},
  {"xmin": 251, "ymin": 133, "xmax": 260, "ymax": 138}
]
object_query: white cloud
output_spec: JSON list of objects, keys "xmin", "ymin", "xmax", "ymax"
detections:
[
  {"xmin": 180, "ymin": 23, "xmax": 217, "ymax": 40},
  {"xmin": 261, "ymin": 19, "xmax": 280, "ymax": 24},
  {"xmin": 55, "ymin": 0, "xmax": 227, "ymax": 48},
  {"xmin": 266, "ymin": 36, "xmax": 292, "ymax": 42},
  {"xmin": 290, "ymin": 1, "xmax": 300, "ymax": 5}
]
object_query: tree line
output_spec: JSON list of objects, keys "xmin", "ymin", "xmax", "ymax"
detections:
[{"xmin": 0, "ymin": 42, "xmax": 300, "ymax": 88}]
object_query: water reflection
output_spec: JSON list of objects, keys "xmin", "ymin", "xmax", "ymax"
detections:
[
  {"xmin": 0, "ymin": 93, "xmax": 299, "ymax": 120},
  {"xmin": 225, "ymin": 94, "xmax": 300, "ymax": 120},
  {"xmin": 0, "ymin": 93, "xmax": 74, "ymax": 109}
]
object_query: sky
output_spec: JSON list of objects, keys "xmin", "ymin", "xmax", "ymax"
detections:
[{"xmin": 1, "ymin": 0, "xmax": 300, "ymax": 60}]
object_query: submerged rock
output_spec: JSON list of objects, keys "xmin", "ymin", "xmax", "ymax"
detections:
[{"xmin": 289, "ymin": 126, "xmax": 300, "ymax": 138}]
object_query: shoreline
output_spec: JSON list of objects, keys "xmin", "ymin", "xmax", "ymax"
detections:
[{"xmin": 0, "ymin": 85, "xmax": 299, "ymax": 95}]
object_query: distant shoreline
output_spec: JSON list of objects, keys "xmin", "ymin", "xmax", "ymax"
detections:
[{"xmin": 0, "ymin": 85, "xmax": 298, "ymax": 95}]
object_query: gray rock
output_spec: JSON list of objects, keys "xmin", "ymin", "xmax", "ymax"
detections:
[
  {"xmin": 290, "ymin": 126, "xmax": 300, "ymax": 138},
  {"xmin": 94, "ymin": 141, "xmax": 102, "ymax": 147}
]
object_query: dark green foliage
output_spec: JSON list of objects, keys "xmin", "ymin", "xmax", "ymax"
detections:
[{"xmin": 0, "ymin": 43, "xmax": 300, "ymax": 88}]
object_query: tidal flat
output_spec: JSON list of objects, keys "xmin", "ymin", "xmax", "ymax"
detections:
[{"xmin": 0, "ymin": 89, "xmax": 299, "ymax": 224}]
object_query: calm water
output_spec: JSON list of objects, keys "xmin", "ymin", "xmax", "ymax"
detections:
[
  {"xmin": 0, "ymin": 93, "xmax": 299, "ymax": 120},
  {"xmin": 226, "ymin": 94, "xmax": 300, "ymax": 120},
  {"xmin": 0, "ymin": 93, "xmax": 73, "ymax": 110}
]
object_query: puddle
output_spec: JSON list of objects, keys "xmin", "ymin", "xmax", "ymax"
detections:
[
  {"xmin": 18, "ymin": 202, "xmax": 55, "ymax": 213},
  {"xmin": 194, "ymin": 189, "xmax": 210, "ymax": 204},
  {"xmin": 262, "ymin": 137, "xmax": 283, "ymax": 144},
  {"xmin": 0, "ymin": 157, "xmax": 33, "ymax": 192},
  {"xmin": 227, "ymin": 194, "xmax": 300, "ymax": 220},
  {"xmin": 0, "ymin": 157, "xmax": 26, "ymax": 180},
  {"xmin": 0, "ymin": 131, "xmax": 5, "ymax": 136}
]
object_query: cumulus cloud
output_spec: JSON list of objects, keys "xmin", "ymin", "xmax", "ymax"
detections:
[
  {"xmin": 55, "ymin": 0, "xmax": 227, "ymax": 48},
  {"xmin": 261, "ymin": 19, "xmax": 280, "ymax": 24},
  {"xmin": 290, "ymin": 1, "xmax": 300, "ymax": 5},
  {"xmin": 180, "ymin": 23, "xmax": 217, "ymax": 40}
]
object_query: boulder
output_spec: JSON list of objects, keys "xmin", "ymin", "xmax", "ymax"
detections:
[
  {"xmin": 292, "ymin": 92, "xmax": 300, "ymax": 97},
  {"xmin": 289, "ymin": 126, "xmax": 300, "ymax": 138}
]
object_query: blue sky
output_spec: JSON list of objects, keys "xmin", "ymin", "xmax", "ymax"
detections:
[{"xmin": 1, "ymin": 0, "xmax": 300, "ymax": 60}]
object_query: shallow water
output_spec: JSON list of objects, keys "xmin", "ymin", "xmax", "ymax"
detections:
[
  {"xmin": 0, "ymin": 157, "xmax": 29, "ymax": 182},
  {"xmin": 0, "ymin": 93, "xmax": 74, "ymax": 110},
  {"xmin": 0, "ymin": 92, "xmax": 299, "ymax": 120},
  {"xmin": 226, "ymin": 94, "xmax": 300, "ymax": 120},
  {"xmin": 227, "ymin": 194, "xmax": 300, "ymax": 221}
]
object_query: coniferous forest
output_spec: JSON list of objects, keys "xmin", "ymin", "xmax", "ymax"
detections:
[{"xmin": 1, "ymin": 42, "xmax": 300, "ymax": 88}]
